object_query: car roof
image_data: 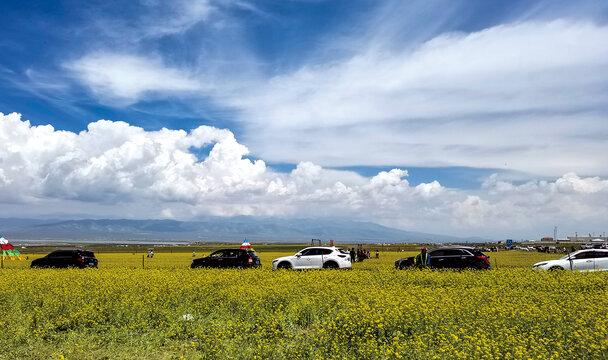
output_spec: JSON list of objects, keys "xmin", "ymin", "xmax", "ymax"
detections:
[
  {"xmin": 300, "ymin": 246, "xmax": 338, "ymax": 250},
  {"xmin": 432, "ymin": 246, "xmax": 477, "ymax": 250},
  {"xmin": 52, "ymin": 249, "xmax": 91, "ymax": 252}
]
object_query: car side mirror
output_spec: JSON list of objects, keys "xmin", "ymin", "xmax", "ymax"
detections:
[{"xmin": 296, "ymin": 254, "xmax": 301, "ymax": 258}]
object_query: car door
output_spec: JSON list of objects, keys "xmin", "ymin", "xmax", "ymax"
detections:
[
  {"xmin": 207, "ymin": 250, "xmax": 226, "ymax": 268},
  {"xmin": 442, "ymin": 249, "xmax": 467, "ymax": 269},
  {"xmin": 593, "ymin": 251, "xmax": 608, "ymax": 271},
  {"xmin": 43, "ymin": 251, "xmax": 60, "ymax": 267},
  {"xmin": 308, "ymin": 249, "xmax": 326, "ymax": 268},
  {"xmin": 224, "ymin": 250, "xmax": 240, "ymax": 268},
  {"xmin": 571, "ymin": 251, "xmax": 595, "ymax": 271},
  {"xmin": 293, "ymin": 249, "xmax": 315, "ymax": 269},
  {"xmin": 429, "ymin": 250, "xmax": 445, "ymax": 268},
  {"xmin": 456, "ymin": 249, "xmax": 475, "ymax": 269},
  {"xmin": 319, "ymin": 248, "xmax": 334, "ymax": 267},
  {"xmin": 51, "ymin": 251, "xmax": 71, "ymax": 267}
]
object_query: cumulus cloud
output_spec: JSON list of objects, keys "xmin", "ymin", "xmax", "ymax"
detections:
[
  {"xmin": 3, "ymin": 112, "xmax": 608, "ymax": 238},
  {"xmin": 0, "ymin": 113, "xmax": 443, "ymax": 218}
]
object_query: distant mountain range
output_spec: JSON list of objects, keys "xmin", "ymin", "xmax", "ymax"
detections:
[{"xmin": 0, "ymin": 217, "xmax": 488, "ymax": 244}]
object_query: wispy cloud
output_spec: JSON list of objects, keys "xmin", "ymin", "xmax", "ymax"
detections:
[
  {"xmin": 228, "ymin": 20, "xmax": 608, "ymax": 176},
  {"xmin": 63, "ymin": 17, "xmax": 608, "ymax": 175},
  {"xmin": 65, "ymin": 53, "xmax": 202, "ymax": 105}
]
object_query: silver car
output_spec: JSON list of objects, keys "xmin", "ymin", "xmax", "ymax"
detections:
[{"xmin": 533, "ymin": 249, "xmax": 608, "ymax": 271}]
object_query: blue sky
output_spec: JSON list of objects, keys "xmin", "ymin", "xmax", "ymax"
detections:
[{"xmin": 1, "ymin": 0, "xmax": 607, "ymax": 238}]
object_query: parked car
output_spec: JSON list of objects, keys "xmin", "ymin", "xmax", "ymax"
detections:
[
  {"xmin": 395, "ymin": 246, "xmax": 491, "ymax": 270},
  {"xmin": 31, "ymin": 249, "xmax": 98, "ymax": 268},
  {"xmin": 191, "ymin": 248, "xmax": 261, "ymax": 269},
  {"xmin": 532, "ymin": 249, "xmax": 608, "ymax": 271},
  {"xmin": 272, "ymin": 247, "xmax": 351, "ymax": 270}
]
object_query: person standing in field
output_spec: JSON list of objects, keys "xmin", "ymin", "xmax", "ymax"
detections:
[
  {"xmin": 414, "ymin": 246, "xmax": 430, "ymax": 268},
  {"xmin": 350, "ymin": 248, "xmax": 356, "ymax": 263}
]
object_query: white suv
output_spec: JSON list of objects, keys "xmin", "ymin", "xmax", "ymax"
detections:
[
  {"xmin": 272, "ymin": 247, "xmax": 351, "ymax": 270},
  {"xmin": 533, "ymin": 249, "xmax": 608, "ymax": 271}
]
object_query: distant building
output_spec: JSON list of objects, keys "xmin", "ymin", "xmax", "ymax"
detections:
[{"xmin": 566, "ymin": 236, "xmax": 607, "ymax": 243}]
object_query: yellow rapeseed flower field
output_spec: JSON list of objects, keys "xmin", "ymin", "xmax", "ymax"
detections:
[{"xmin": 1, "ymin": 249, "xmax": 606, "ymax": 359}]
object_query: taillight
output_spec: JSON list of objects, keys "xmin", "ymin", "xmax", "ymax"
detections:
[
  {"xmin": 248, "ymin": 257, "xmax": 253, "ymax": 264},
  {"xmin": 77, "ymin": 257, "xmax": 84, "ymax": 262},
  {"xmin": 477, "ymin": 255, "xmax": 489, "ymax": 263}
]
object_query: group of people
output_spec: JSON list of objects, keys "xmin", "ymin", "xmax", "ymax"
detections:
[{"xmin": 348, "ymin": 248, "xmax": 380, "ymax": 262}]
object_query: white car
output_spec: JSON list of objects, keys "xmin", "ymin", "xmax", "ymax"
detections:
[
  {"xmin": 272, "ymin": 247, "xmax": 351, "ymax": 270},
  {"xmin": 533, "ymin": 249, "xmax": 608, "ymax": 271}
]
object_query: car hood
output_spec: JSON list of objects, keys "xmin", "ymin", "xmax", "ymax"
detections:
[
  {"xmin": 396, "ymin": 256, "xmax": 414, "ymax": 262},
  {"xmin": 533, "ymin": 259, "xmax": 557, "ymax": 266},
  {"xmin": 273, "ymin": 255, "xmax": 293, "ymax": 263}
]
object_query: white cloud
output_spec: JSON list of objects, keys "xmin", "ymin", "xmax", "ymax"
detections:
[
  {"xmin": 2, "ymin": 112, "xmax": 608, "ymax": 238},
  {"xmin": 228, "ymin": 20, "xmax": 608, "ymax": 176},
  {"xmin": 89, "ymin": 0, "xmax": 215, "ymax": 42},
  {"xmin": 63, "ymin": 18, "xmax": 608, "ymax": 176},
  {"xmin": 66, "ymin": 53, "xmax": 201, "ymax": 104}
]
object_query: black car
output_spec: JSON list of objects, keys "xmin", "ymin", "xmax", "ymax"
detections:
[
  {"xmin": 191, "ymin": 249, "xmax": 261, "ymax": 269},
  {"xmin": 31, "ymin": 249, "xmax": 98, "ymax": 269},
  {"xmin": 395, "ymin": 246, "xmax": 491, "ymax": 270}
]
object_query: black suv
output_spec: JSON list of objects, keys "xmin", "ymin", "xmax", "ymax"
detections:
[
  {"xmin": 395, "ymin": 246, "xmax": 490, "ymax": 270},
  {"xmin": 31, "ymin": 249, "xmax": 98, "ymax": 269},
  {"xmin": 191, "ymin": 249, "xmax": 261, "ymax": 269}
]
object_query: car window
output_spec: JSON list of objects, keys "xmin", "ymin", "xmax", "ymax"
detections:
[
  {"xmin": 443, "ymin": 249, "xmax": 464, "ymax": 256},
  {"xmin": 320, "ymin": 249, "xmax": 333, "ymax": 255},
  {"xmin": 49, "ymin": 251, "xmax": 72, "ymax": 257},
  {"xmin": 307, "ymin": 249, "xmax": 322, "ymax": 256},
  {"xmin": 82, "ymin": 251, "xmax": 95, "ymax": 257},
  {"xmin": 431, "ymin": 250, "xmax": 444, "ymax": 257},
  {"xmin": 209, "ymin": 250, "xmax": 225, "ymax": 258},
  {"xmin": 225, "ymin": 250, "xmax": 238, "ymax": 257},
  {"xmin": 300, "ymin": 249, "xmax": 315, "ymax": 256},
  {"xmin": 589, "ymin": 251, "xmax": 608, "ymax": 259},
  {"xmin": 573, "ymin": 251, "xmax": 593, "ymax": 259}
]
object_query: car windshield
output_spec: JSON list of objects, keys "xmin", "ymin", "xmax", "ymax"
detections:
[{"xmin": 560, "ymin": 251, "xmax": 583, "ymax": 260}]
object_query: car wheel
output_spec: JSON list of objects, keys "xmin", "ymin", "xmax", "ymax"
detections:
[
  {"xmin": 323, "ymin": 261, "xmax": 339, "ymax": 269},
  {"xmin": 277, "ymin": 262, "xmax": 292, "ymax": 270},
  {"xmin": 236, "ymin": 265, "xmax": 244, "ymax": 270},
  {"xmin": 549, "ymin": 266, "xmax": 564, "ymax": 271},
  {"xmin": 398, "ymin": 262, "xmax": 407, "ymax": 270}
]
